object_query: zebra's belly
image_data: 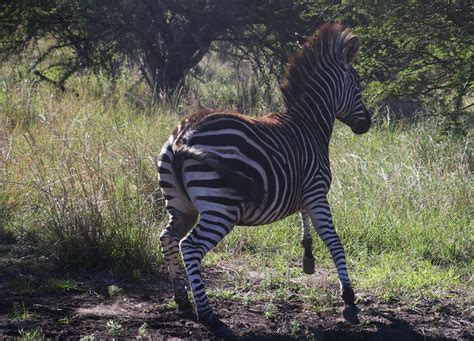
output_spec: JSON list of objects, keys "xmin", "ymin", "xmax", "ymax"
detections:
[{"xmin": 238, "ymin": 200, "xmax": 301, "ymax": 226}]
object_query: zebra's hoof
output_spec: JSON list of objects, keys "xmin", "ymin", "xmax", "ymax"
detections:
[
  {"xmin": 303, "ymin": 256, "xmax": 315, "ymax": 274},
  {"xmin": 210, "ymin": 321, "xmax": 234, "ymax": 339},
  {"xmin": 205, "ymin": 315, "xmax": 234, "ymax": 339},
  {"xmin": 176, "ymin": 300, "xmax": 194, "ymax": 317},
  {"xmin": 342, "ymin": 305, "xmax": 360, "ymax": 324}
]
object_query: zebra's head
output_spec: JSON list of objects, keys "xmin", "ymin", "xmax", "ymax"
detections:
[
  {"xmin": 282, "ymin": 24, "xmax": 371, "ymax": 135},
  {"xmin": 335, "ymin": 30, "xmax": 371, "ymax": 134}
]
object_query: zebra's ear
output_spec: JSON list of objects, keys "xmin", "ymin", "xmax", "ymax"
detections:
[
  {"xmin": 295, "ymin": 32, "xmax": 307, "ymax": 46},
  {"xmin": 342, "ymin": 35, "xmax": 360, "ymax": 65}
]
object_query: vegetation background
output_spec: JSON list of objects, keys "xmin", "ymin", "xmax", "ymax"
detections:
[{"xmin": 0, "ymin": 0, "xmax": 472, "ymax": 339}]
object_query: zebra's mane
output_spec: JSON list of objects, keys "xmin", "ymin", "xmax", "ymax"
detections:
[{"xmin": 280, "ymin": 23, "xmax": 356, "ymax": 109}]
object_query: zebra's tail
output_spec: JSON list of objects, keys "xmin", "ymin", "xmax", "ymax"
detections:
[{"xmin": 171, "ymin": 144, "xmax": 263, "ymax": 205}]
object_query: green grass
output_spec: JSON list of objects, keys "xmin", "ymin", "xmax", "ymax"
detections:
[
  {"xmin": 42, "ymin": 278, "xmax": 80, "ymax": 292},
  {"xmin": 5, "ymin": 277, "xmax": 81, "ymax": 294},
  {"xmin": 0, "ymin": 59, "xmax": 472, "ymax": 306},
  {"xmin": 105, "ymin": 319, "xmax": 123, "ymax": 336},
  {"xmin": 18, "ymin": 328, "xmax": 44, "ymax": 341},
  {"xmin": 12, "ymin": 301, "xmax": 33, "ymax": 322},
  {"xmin": 138, "ymin": 322, "xmax": 149, "ymax": 337},
  {"xmin": 107, "ymin": 284, "xmax": 123, "ymax": 299},
  {"xmin": 1, "ymin": 64, "xmax": 173, "ymax": 270},
  {"xmin": 80, "ymin": 335, "xmax": 97, "ymax": 341}
]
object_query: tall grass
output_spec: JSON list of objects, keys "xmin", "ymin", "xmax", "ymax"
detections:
[
  {"xmin": 1, "ymin": 65, "xmax": 174, "ymax": 269},
  {"xmin": 0, "ymin": 60, "xmax": 472, "ymax": 301}
]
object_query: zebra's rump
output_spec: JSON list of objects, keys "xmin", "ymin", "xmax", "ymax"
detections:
[{"xmin": 172, "ymin": 112, "xmax": 271, "ymax": 208}]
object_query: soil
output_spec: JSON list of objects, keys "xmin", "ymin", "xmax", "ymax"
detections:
[{"xmin": 0, "ymin": 244, "xmax": 472, "ymax": 340}]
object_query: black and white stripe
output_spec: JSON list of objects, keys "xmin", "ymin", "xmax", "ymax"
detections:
[{"xmin": 158, "ymin": 23, "xmax": 371, "ymax": 328}]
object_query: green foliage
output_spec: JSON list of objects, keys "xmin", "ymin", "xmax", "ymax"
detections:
[
  {"xmin": 188, "ymin": 55, "xmax": 282, "ymax": 114},
  {"xmin": 207, "ymin": 289, "xmax": 236, "ymax": 301},
  {"xmin": 322, "ymin": 1, "xmax": 473, "ymax": 132},
  {"xmin": 0, "ymin": 0, "xmax": 309, "ymax": 95},
  {"xmin": 58, "ymin": 317, "xmax": 70, "ymax": 325},
  {"xmin": 264, "ymin": 302, "xmax": 278, "ymax": 320},
  {"xmin": 80, "ymin": 335, "xmax": 96, "ymax": 341},
  {"xmin": 356, "ymin": 255, "xmax": 462, "ymax": 302}
]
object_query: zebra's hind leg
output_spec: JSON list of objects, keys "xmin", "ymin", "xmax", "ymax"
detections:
[
  {"xmin": 307, "ymin": 198, "xmax": 360, "ymax": 324},
  {"xmin": 300, "ymin": 211, "xmax": 315, "ymax": 274},
  {"xmin": 180, "ymin": 209, "xmax": 238, "ymax": 332},
  {"xmin": 159, "ymin": 211, "xmax": 197, "ymax": 313}
]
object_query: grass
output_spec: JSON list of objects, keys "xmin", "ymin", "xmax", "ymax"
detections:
[
  {"xmin": 12, "ymin": 301, "xmax": 33, "ymax": 322},
  {"xmin": 264, "ymin": 302, "xmax": 278, "ymax": 320},
  {"xmin": 18, "ymin": 328, "xmax": 44, "ymax": 340},
  {"xmin": 107, "ymin": 284, "xmax": 123, "ymax": 299},
  {"xmin": 1, "ymin": 64, "xmax": 171, "ymax": 271},
  {"xmin": 138, "ymin": 322, "xmax": 149, "ymax": 338},
  {"xmin": 5, "ymin": 277, "xmax": 81, "ymax": 295},
  {"xmin": 0, "ymin": 57, "xmax": 472, "ymax": 308},
  {"xmin": 79, "ymin": 335, "xmax": 96, "ymax": 341},
  {"xmin": 43, "ymin": 278, "xmax": 80, "ymax": 292},
  {"xmin": 105, "ymin": 319, "xmax": 123, "ymax": 336}
]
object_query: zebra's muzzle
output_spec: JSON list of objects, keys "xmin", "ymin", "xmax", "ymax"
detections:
[
  {"xmin": 350, "ymin": 108, "xmax": 371, "ymax": 134},
  {"xmin": 351, "ymin": 118, "xmax": 371, "ymax": 134}
]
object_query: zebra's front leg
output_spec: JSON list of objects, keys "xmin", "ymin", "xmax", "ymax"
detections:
[
  {"xmin": 308, "ymin": 198, "xmax": 359, "ymax": 324},
  {"xmin": 300, "ymin": 211, "xmax": 315, "ymax": 274},
  {"xmin": 180, "ymin": 210, "xmax": 236, "ymax": 334}
]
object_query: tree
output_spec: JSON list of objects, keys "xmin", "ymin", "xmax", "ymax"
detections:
[
  {"xmin": 1, "ymin": 0, "xmax": 471, "ymax": 132},
  {"xmin": 309, "ymin": 0, "xmax": 473, "ymax": 130},
  {"xmin": 0, "ymin": 0, "xmax": 310, "ymax": 97}
]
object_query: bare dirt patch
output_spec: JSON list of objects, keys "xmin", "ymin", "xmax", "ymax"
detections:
[{"xmin": 0, "ymin": 244, "xmax": 472, "ymax": 340}]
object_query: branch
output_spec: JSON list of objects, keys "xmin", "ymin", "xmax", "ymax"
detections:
[
  {"xmin": 29, "ymin": 43, "xmax": 68, "ymax": 71},
  {"xmin": 33, "ymin": 70, "xmax": 65, "ymax": 92},
  {"xmin": 33, "ymin": 70, "xmax": 78, "ymax": 96},
  {"xmin": 460, "ymin": 103, "xmax": 474, "ymax": 111}
]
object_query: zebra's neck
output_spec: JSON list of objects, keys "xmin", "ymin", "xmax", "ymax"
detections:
[{"xmin": 286, "ymin": 63, "xmax": 340, "ymax": 149}]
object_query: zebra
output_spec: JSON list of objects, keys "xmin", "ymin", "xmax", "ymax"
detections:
[{"xmin": 158, "ymin": 23, "xmax": 371, "ymax": 333}]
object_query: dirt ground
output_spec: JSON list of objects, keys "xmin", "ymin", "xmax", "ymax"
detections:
[{"xmin": 0, "ymin": 244, "xmax": 473, "ymax": 340}]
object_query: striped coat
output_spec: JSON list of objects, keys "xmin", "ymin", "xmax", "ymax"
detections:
[{"xmin": 158, "ymin": 23, "xmax": 371, "ymax": 332}]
